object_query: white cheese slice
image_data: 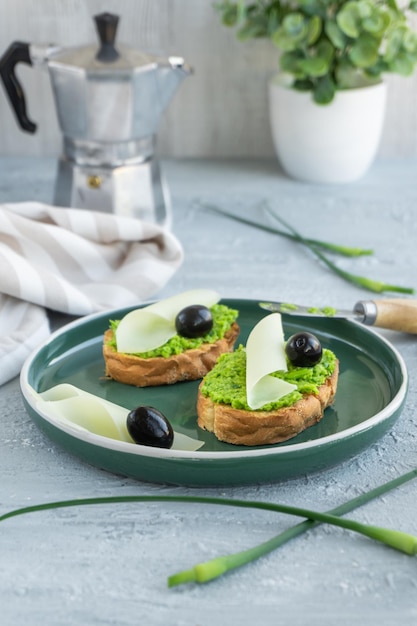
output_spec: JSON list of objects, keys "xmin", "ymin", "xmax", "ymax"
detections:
[
  {"xmin": 246, "ymin": 313, "xmax": 297, "ymax": 410},
  {"xmin": 115, "ymin": 288, "xmax": 220, "ymax": 354},
  {"xmin": 33, "ymin": 384, "xmax": 204, "ymax": 451}
]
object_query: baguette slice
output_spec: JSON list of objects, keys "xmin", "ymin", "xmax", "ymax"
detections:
[
  {"xmin": 197, "ymin": 360, "xmax": 339, "ymax": 446},
  {"xmin": 103, "ymin": 322, "xmax": 240, "ymax": 387}
]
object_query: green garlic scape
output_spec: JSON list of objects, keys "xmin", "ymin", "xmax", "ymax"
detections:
[
  {"xmin": 202, "ymin": 201, "xmax": 373, "ymax": 257},
  {"xmin": 216, "ymin": 0, "xmax": 417, "ymax": 104},
  {"xmin": 264, "ymin": 204, "xmax": 415, "ymax": 294},
  {"xmin": 1, "ymin": 467, "xmax": 417, "ymax": 587},
  {"xmin": 170, "ymin": 466, "xmax": 417, "ymax": 586},
  {"xmin": 202, "ymin": 202, "xmax": 414, "ymax": 294}
]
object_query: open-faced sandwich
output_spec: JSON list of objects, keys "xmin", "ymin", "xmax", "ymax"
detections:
[
  {"xmin": 103, "ymin": 289, "xmax": 239, "ymax": 387},
  {"xmin": 197, "ymin": 313, "xmax": 339, "ymax": 446}
]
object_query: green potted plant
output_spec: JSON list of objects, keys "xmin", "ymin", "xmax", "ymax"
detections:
[{"xmin": 216, "ymin": 0, "xmax": 417, "ymax": 182}]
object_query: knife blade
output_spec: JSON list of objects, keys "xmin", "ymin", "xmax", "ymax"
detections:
[{"xmin": 259, "ymin": 298, "xmax": 417, "ymax": 334}]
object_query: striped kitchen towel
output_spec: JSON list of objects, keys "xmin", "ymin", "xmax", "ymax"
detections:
[{"xmin": 0, "ymin": 202, "xmax": 184, "ymax": 385}]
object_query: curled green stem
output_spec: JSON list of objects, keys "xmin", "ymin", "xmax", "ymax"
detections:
[
  {"xmin": 202, "ymin": 202, "xmax": 373, "ymax": 257},
  {"xmin": 202, "ymin": 201, "xmax": 414, "ymax": 294},
  {"xmin": 2, "ymin": 467, "xmax": 417, "ymax": 588},
  {"xmin": 264, "ymin": 205, "xmax": 414, "ymax": 295},
  {"xmin": 169, "ymin": 467, "xmax": 417, "ymax": 586}
]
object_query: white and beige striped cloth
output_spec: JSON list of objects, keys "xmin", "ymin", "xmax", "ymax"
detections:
[{"xmin": 0, "ymin": 202, "xmax": 184, "ymax": 385}]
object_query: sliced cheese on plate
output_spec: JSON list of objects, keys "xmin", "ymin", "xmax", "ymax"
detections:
[
  {"xmin": 32, "ymin": 383, "xmax": 203, "ymax": 451},
  {"xmin": 246, "ymin": 313, "xmax": 297, "ymax": 410},
  {"xmin": 116, "ymin": 288, "xmax": 220, "ymax": 353}
]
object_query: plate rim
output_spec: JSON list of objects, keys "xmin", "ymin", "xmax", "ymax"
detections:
[{"xmin": 20, "ymin": 298, "xmax": 408, "ymax": 462}]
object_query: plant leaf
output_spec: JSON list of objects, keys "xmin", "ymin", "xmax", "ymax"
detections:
[
  {"xmin": 284, "ymin": 13, "xmax": 309, "ymax": 38},
  {"xmin": 306, "ymin": 15, "xmax": 322, "ymax": 45},
  {"xmin": 388, "ymin": 53, "xmax": 415, "ymax": 75},
  {"xmin": 349, "ymin": 34, "xmax": 380, "ymax": 68},
  {"xmin": 362, "ymin": 11, "xmax": 391, "ymax": 37},
  {"xmin": 337, "ymin": 1, "xmax": 363, "ymax": 38},
  {"xmin": 325, "ymin": 20, "xmax": 348, "ymax": 48},
  {"xmin": 313, "ymin": 74, "xmax": 336, "ymax": 103},
  {"xmin": 298, "ymin": 55, "xmax": 330, "ymax": 77},
  {"xmin": 280, "ymin": 50, "xmax": 307, "ymax": 78}
]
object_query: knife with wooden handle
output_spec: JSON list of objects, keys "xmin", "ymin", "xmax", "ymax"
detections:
[{"xmin": 259, "ymin": 298, "xmax": 417, "ymax": 334}]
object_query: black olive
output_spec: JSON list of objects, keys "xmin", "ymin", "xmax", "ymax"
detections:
[
  {"xmin": 175, "ymin": 304, "xmax": 213, "ymax": 338},
  {"xmin": 285, "ymin": 332, "xmax": 322, "ymax": 367},
  {"xmin": 126, "ymin": 406, "xmax": 174, "ymax": 449}
]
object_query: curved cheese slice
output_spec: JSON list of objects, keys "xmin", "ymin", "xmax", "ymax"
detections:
[
  {"xmin": 115, "ymin": 288, "xmax": 220, "ymax": 354},
  {"xmin": 33, "ymin": 383, "xmax": 203, "ymax": 451},
  {"xmin": 246, "ymin": 313, "xmax": 297, "ymax": 410}
]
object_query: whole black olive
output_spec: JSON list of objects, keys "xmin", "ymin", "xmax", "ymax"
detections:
[
  {"xmin": 175, "ymin": 304, "xmax": 213, "ymax": 338},
  {"xmin": 285, "ymin": 332, "xmax": 322, "ymax": 367},
  {"xmin": 126, "ymin": 406, "xmax": 174, "ymax": 449}
]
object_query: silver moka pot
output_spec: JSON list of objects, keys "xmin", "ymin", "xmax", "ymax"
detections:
[{"xmin": 0, "ymin": 13, "xmax": 192, "ymax": 226}]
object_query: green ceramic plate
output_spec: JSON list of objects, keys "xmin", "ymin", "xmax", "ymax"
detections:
[{"xmin": 20, "ymin": 298, "xmax": 407, "ymax": 486}]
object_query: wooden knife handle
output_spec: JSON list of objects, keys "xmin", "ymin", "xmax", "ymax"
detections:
[{"xmin": 373, "ymin": 298, "xmax": 417, "ymax": 333}]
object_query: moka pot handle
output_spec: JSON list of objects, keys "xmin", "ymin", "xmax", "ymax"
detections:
[{"xmin": 0, "ymin": 41, "xmax": 36, "ymax": 133}]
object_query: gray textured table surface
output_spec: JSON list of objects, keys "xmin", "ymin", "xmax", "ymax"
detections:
[{"xmin": 1, "ymin": 157, "xmax": 417, "ymax": 625}]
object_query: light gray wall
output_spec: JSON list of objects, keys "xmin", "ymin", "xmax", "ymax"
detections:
[{"xmin": 0, "ymin": 0, "xmax": 417, "ymax": 158}]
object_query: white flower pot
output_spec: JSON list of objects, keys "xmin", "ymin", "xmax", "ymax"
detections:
[{"xmin": 268, "ymin": 78, "xmax": 387, "ymax": 184}]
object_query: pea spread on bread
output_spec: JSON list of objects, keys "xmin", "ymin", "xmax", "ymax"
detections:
[{"xmin": 103, "ymin": 289, "xmax": 240, "ymax": 387}]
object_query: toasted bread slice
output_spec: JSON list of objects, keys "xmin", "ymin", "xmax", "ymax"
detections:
[
  {"xmin": 103, "ymin": 322, "xmax": 240, "ymax": 387},
  {"xmin": 197, "ymin": 361, "xmax": 339, "ymax": 446}
]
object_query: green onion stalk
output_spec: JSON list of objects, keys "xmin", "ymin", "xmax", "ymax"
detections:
[
  {"xmin": 1, "ymin": 468, "xmax": 417, "ymax": 587},
  {"xmin": 202, "ymin": 202, "xmax": 372, "ymax": 257},
  {"xmin": 264, "ymin": 205, "xmax": 414, "ymax": 295},
  {"xmin": 202, "ymin": 202, "xmax": 414, "ymax": 295}
]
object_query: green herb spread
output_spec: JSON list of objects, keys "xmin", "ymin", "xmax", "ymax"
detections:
[
  {"xmin": 320, "ymin": 306, "xmax": 337, "ymax": 317},
  {"xmin": 307, "ymin": 306, "xmax": 337, "ymax": 317},
  {"xmin": 280, "ymin": 303, "xmax": 299, "ymax": 312},
  {"xmin": 200, "ymin": 345, "xmax": 337, "ymax": 411},
  {"xmin": 107, "ymin": 304, "xmax": 238, "ymax": 358}
]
